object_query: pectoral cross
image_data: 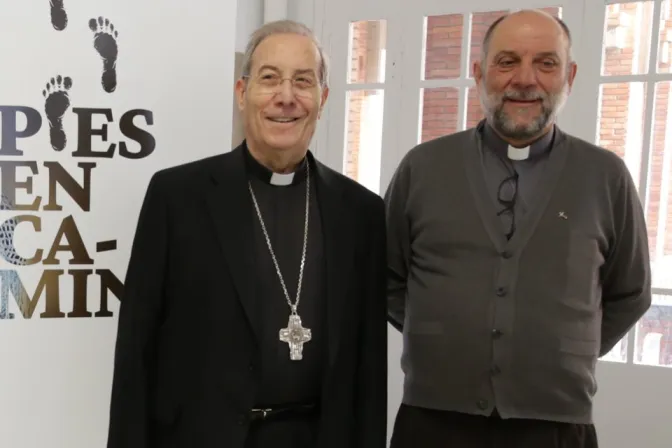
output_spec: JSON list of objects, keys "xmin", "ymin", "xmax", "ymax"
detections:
[{"xmin": 279, "ymin": 314, "xmax": 312, "ymax": 361}]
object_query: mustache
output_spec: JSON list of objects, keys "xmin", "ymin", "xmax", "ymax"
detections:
[{"xmin": 500, "ymin": 90, "xmax": 546, "ymax": 101}]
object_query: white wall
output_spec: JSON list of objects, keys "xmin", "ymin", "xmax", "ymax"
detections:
[
  {"xmin": 236, "ymin": 0, "xmax": 264, "ymax": 52},
  {"xmin": 288, "ymin": 0, "xmax": 317, "ymax": 29},
  {"xmin": 0, "ymin": 1, "xmax": 238, "ymax": 447},
  {"xmin": 236, "ymin": 0, "xmax": 319, "ymax": 51},
  {"xmin": 232, "ymin": 0, "xmax": 263, "ymax": 146}
]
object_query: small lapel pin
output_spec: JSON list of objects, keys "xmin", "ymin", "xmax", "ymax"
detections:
[{"xmin": 558, "ymin": 211, "xmax": 568, "ymax": 220}]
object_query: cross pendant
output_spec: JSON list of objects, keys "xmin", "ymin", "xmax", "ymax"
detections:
[{"xmin": 279, "ymin": 314, "xmax": 312, "ymax": 361}]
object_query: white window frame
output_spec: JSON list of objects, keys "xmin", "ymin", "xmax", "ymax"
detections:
[
  {"xmin": 310, "ymin": 0, "xmax": 672, "ymax": 366},
  {"xmin": 312, "ymin": 1, "xmax": 404, "ymax": 195},
  {"xmin": 583, "ymin": 1, "xmax": 672, "ymax": 292},
  {"xmin": 580, "ymin": 0, "xmax": 672, "ymax": 365}
]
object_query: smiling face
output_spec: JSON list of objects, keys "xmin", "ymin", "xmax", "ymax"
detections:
[
  {"xmin": 235, "ymin": 33, "xmax": 329, "ymax": 171},
  {"xmin": 473, "ymin": 11, "xmax": 577, "ymax": 145}
]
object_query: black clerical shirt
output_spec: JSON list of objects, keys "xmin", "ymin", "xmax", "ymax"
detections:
[
  {"xmin": 479, "ymin": 121, "xmax": 555, "ymax": 238},
  {"xmin": 244, "ymin": 146, "xmax": 326, "ymax": 407}
]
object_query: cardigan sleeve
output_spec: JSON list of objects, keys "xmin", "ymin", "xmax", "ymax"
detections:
[
  {"xmin": 384, "ymin": 153, "xmax": 413, "ymax": 332},
  {"xmin": 599, "ymin": 161, "xmax": 652, "ymax": 356}
]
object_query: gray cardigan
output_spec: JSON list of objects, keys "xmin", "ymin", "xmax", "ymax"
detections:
[{"xmin": 385, "ymin": 125, "xmax": 652, "ymax": 424}]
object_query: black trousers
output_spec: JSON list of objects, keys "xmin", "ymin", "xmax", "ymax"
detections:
[
  {"xmin": 390, "ymin": 404, "xmax": 598, "ymax": 448},
  {"xmin": 244, "ymin": 414, "xmax": 319, "ymax": 448}
]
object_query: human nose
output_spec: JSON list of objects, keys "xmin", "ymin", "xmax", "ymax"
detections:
[
  {"xmin": 511, "ymin": 63, "xmax": 537, "ymax": 87},
  {"xmin": 275, "ymin": 78, "xmax": 297, "ymax": 101}
]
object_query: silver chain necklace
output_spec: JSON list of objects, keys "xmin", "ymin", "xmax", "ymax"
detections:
[{"xmin": 248, "ymin": 161, "xmax": 312, "ymax": 361}]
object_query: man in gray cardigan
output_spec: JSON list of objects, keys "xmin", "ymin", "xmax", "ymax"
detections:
[{"xmin": 385, "ymin": 9, "xmax": 651, "ymax": 448}]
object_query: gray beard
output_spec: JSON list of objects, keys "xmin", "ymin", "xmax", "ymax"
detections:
[
  {"xmin": 492, "ymin": 102, "xmax": 553, "ymax": 141},
  {"xmin": 479, "ymin": 83, "xmax": 568, "ymax": 141}
]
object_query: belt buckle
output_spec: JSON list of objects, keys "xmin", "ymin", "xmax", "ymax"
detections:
[{"xmin": 251, "ymin": 407, "xmax": 272, "ymax": 419}]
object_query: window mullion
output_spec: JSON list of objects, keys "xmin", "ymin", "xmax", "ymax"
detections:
[{"xmin": 638, "ymin": 0, "xmax": 662, "ymax": 203}]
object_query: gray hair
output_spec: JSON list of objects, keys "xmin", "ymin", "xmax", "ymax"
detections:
[{"xmin": 241, "ymin": 20, "xmax": 330, "ymax": 87}]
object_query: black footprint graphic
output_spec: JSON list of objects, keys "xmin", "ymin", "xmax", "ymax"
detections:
[
  {"xmin": 49, "ymin": 0, "xmax": 67, "ymax": 30},
  {"xmin": 89, "ymin": 17, "xmax": 119, "ymax": 93},
  {"xmin": 43, "ymin": 76, "xmax": 73, "ymax": 152}
]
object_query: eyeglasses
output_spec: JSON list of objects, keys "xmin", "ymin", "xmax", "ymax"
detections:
[
  {"xmin": 243, "ymin": 73, "xmax": 319, "ymax": 99},
  {"xmin": 496, "ymin": 171, "xmax": 518, "ymax": 240}
]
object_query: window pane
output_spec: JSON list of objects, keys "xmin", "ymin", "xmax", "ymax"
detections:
[
  {"xmin": 419, "ymin": 87, "xmax": 458, "ymax": 143},
  {"xmin": 596, "ymin": 82, "xmax": 647, "ymax": 187},
  {"xmin": 348, "ymin": 20, "xmax": 387, "ymax": 84},
  {"xmin": 602, "ymin": 2, "xmax": 654, "ymax": 76},
  {"xmin": 657, "ymin": 0, "xmax": 672, "ymax": 73},
  {"xmin": 466, "ymin": 86, "xmax": 485, "ymax": 129},
  {"xmin": 423, "ymin": 14, "xmax": 463, "ymax": 80},
  {"xmin": 635, "ymin": 294, "xmax": 672, "ymax": 367},
  {"xmin": 344, "ymin": 90, "xmax": 384, "ymax": 193},
  {"xmin": 646, "ymin": 82, "xmax": 672, "ymax": 289},
  {"xmin": 601, "ymin": 338, "xmax": 628, "ymax": 363},
  {"xmin": 468, "ymin": 11, "xmax": 508, "ymax": 78}
]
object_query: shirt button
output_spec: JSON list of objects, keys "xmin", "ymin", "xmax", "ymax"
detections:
[
  {"xmin": 491, "ymin": 365, "xmax": 501, "ymax": 375},
  {"xmin": 477, "ymin": 399, "xmax": 489, "ymax": 410},
  {"xmin": 491, "ymin": 329, "xmax": 503, "ymax": 339},
  {"xmin": 496, "ymin": 287, "xmax": 507, "ymax": 297},
  {"xmin": 501, "ymin": 250, "xmax": 512, "ymax": 259}
]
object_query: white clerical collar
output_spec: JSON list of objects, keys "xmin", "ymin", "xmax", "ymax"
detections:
[
  {"xmin": 243, "ymin": 141, "xmax": 309, "ymax": 186},
  {"xmin": 480, "ymin": 120, "xmax": 554, "ymax": 161},
  {"xmin": 507, "ymin": 145, "xmax": 530, "ymax": 160},
  {"xmin": 270, "ymin": 172, "xmax": 295, "ymax": 186}
]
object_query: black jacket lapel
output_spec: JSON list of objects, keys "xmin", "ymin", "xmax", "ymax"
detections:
[
  {"xmin": 313, "ymin": 159, "xmax": 356, "ymax": 367},
  {"xmin": 203, "ymin": 147, "xmax": 357, "ymax": 357},
  {"xmin": 205, "ymin": 145, "xmax": 262, "ymax": 343}
]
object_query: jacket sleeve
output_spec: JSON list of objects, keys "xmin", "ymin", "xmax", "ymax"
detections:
[
  {"xmin": 355, "ymin": 196, "xmax": 388, "ymax": 448},
  {"xmin": 384, "ymin": 155, "xmax": 412, "ymax": 332},
  {"xmin": 107, "ymin": 172, "xmax": 169, "ymax": 448},
  {"xmin": 600, "ymin": 163, "xmax": 652, "ymax": 356}
]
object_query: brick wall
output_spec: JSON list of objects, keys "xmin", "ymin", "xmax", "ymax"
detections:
[
  {"xmin": 421, "ymin": 13, "xmax": 461, "ymax": 141},
  {"xmin": 345, "ymin": 21, "xmax": 370, "ymax": 180}
]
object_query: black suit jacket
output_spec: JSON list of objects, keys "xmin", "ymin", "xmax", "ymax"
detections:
[{"xmin": 106, "ymin": 144, "xmax": 387, "ymax": 448}]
